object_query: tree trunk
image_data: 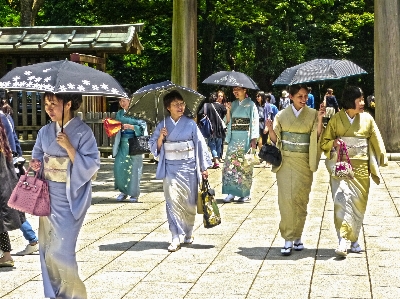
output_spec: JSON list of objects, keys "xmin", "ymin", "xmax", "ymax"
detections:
[
  {"xmin": 374, "ymin": 0, "xmax": 400, "ymax": 152},
  {"xmin": 198, "ymin": 0, "xmax": 216, "ymax": 93},
  {"xmin": 171, "ymin": 0, "xmax": 197, "ymax": 90},
  {"xmin": 253, "ymin": 33, "xmax": 269, "ymax": 92},
  {"xmin": 20, "ymin": 0, "xmax": 45, "ymax": 26}
]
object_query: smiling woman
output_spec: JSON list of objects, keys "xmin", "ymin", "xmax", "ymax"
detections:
[{"xmin": 265, "ymin": 84, "xmax": 325, "ymax": 256}]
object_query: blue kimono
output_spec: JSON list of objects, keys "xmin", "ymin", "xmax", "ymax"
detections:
[
  {"xmin": 222, "ymin": 98, "xmax": 259, "ymax": 197},
  {"xmin": 32, "ymin": 117, "xmax": 100, "ymax": 299},
  {"xmin": 113, "ymin": 109, "xmax": 148, "ymax": 198},
  {"xmin": 149, "ymin": 116, "xmax": 212, "ymax": 239}
]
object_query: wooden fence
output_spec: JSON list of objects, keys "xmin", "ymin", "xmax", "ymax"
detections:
[{"xmin": 79, "ymin": 111, "xmax": 116, "ymax": 157}]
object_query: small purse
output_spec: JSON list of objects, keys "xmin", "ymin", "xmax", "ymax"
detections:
[
  {"xmin": 200, "ymin": 179, "xmax": 221, "ymax": 228},
  {"xmin": 104, "ymin": 118, "xmax": 122, "ymax": 137},
  {"xmin": 244, "ymin": 148, "xmax": 260, "ymax": 166},
  {"xmin": 332, "ymin": 141, "xmax": 354, "ymax": 179},
  {"xmin": 128, "ymin": 132, "xmax": 151, "ymax": 155},
  {"xmin": 258, "ymin": 143, "xmax": 282, "ymax": 166},
  {"xmin": 7, "ymin": 167, "xmax": 50, "ymax": 216}
]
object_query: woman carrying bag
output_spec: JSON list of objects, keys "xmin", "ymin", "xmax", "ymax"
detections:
[
  {"xmin": 113, "ymin": 94, "xmax": 148, "ymax": 203},
  {"xmin": 320, "ymin": 86, "xmax": 387, "ymax": 257}
]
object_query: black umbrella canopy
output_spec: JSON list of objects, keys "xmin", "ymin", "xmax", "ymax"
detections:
[
  {"xmin": 202, "ymin": 70, "xmax": 259, "ymax": 90},
  {"xmin": 125, "ymin": 80, "xmax": 205, "ymax": 125},
  {"xmin": 272, "ymin": 59, "xmax": 367, "ymax": 85},
  {"xmin": 0, "ymin": 60, "xmax": 128, "ymax": 97}
]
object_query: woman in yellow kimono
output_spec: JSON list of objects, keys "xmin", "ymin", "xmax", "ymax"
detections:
[
  {"xmin": 266, "ymin": 85, "xmax": 325, "ymax": 256},
  {"xmin": 320, "ymin": 86, "xmax": 387, "ymax": 257}
]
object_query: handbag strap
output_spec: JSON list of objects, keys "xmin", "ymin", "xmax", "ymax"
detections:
[
  {"xmin": 210, "ymin": 103, "xmax": 225, "ymax": 126},
  {"xmin": 339, "ymin": 141, "xmax": 352, "ymax": 165}
]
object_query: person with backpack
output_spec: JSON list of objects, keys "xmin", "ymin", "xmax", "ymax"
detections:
[{"xmin": 198, "ymin": 92, "xmax": 227, "ymax": 169}]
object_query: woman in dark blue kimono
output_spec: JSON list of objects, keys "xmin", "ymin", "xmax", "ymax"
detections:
[{"xmin": 30, "ymin": 93, "xmax": 100, "ymax": 299}]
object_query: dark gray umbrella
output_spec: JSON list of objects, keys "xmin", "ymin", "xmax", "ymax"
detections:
[
  {"xmin": 202, "ymin": 70, "xmax": 259, "ymax": 90},
  {"xmin": 272, "ymin": 59, "xmax": 367, "ymax": 85},
  {"xmin": 0, "ymin": 60, "xmax": 128, "ymax": 97},
  {"xmin": 125, "ymin": 80, "xmax": 205, "ymax": 125}
]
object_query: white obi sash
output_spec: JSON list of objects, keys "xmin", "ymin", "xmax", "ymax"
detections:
[
  {"xmin": 164, "ymin": 140, "xmax": 195, "ymax": 160},
  {"xmin": 43, "ymin": 153, "xmax": 69, "ymax": 182},
  {"xmin": 43, "ymin": 153, "xmax": 98, "ymax": 182},
  {"xmin": 341, "ymin": 137, "xmax": 368, "ymax": 159}
]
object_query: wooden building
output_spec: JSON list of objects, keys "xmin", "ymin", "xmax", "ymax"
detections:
[{"xmin": 0, "ymin": 24, "xmax": 143, "ymax": 153}]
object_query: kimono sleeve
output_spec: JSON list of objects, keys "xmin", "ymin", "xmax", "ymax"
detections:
[
  {"xmin": 67, "ymin": 127, "xmax": 100, "ymax": 220},
  {"xmin": 320, "ymin": 117, "xmax": 337, "ymax": 156},
  {"xmin": 250, "ymin": 103, "xmax": 259, "ymax": 140}
]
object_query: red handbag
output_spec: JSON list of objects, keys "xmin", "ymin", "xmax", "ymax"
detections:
[
  {"xmin": 7, "ymin": 167, "xmax": 50, "ymax": 216},
  {"xmin": 103, "ymin": 118, "xmax": 122, "ymax": 137}
]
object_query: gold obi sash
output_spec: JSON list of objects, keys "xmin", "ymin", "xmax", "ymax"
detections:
[
  {"xmin": 43, "ymin": 154, "xmax": 69, "ymax": 182},
  {"xmin": 231, "ymin": 117, "xmax": 250, "ymax": 131},
  {"xmin": 281, "ymin": 132, "xmax": 310, "ymax": 153},
  {"xmin": 164, "ymin": 140, "xmax": 195, "ymax": 160},
  {"xmin": 340, "ymin": 137, "xmax": 368, "ymax": 159}
]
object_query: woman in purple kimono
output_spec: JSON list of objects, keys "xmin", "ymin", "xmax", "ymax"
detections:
[
  {"xmin": 30, "ymin": 93, "xmax": 100, "ymax": 299},
  {"xmin": 148, "ymin": 90, "xmax": 212, "ymax": 252}
]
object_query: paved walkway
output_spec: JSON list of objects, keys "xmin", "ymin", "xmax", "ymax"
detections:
[{"xmin": 1, "ymin": 157, "xmax": 400, "ymax": 299}]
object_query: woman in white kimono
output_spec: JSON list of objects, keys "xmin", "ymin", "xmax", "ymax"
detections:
[
  {"xmin": 266, "ymin": 85, "xmax": 325, "ymax": 256},
  {"xmin": 320, "ymin": 86, "xmax": 387, "ymax": 257},
  {"xmin": 222, "ymin": 86, "xmax": 259, "ymax": 203},
  {"xmin": 148, "ymin": 90, "xmax": 212, "ymax": 252},
  {"xmin": 30, "ymin": 93, "xmax": 100, "ymax": 299},
  {"xmin": 113, "ymin": 96, "xmax": 148, "ymax": 202}
]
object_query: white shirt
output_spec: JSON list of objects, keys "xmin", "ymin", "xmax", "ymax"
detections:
[{"xmin": 345, "ymin": 111, "xmax": 355, "ymax": 124}]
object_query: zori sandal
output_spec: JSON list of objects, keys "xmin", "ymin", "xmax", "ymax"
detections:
[
  {"xmin": 293, "ymin": 242, "xmax": 304, "ymax": 251},
  {"xmin": 168, "ymin": 242, "xmax": 181, "ymax": 252},
  {"xmin": 281, "ymin": 247, "xmax": 292, "ymax": 256},
  {"xmin": 350, "ymin": 244, "xmax": 362, "ymax": 253}
]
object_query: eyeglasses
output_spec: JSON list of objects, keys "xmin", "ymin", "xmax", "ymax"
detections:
[{"xmin": 171, "ymin": 102, "xmax": 186, "ymax": 108}]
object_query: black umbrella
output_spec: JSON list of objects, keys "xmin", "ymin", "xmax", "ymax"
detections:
[
  {"xmin": 272, "ymin": 59, "xmax": 367, "ymax": 85},
  {"xmin": 125, "ymin": 80, "xmax": 205, "ymax": 125},
  {"xmin": 202, "ymin": 70, "xmax": 259, "ymax": 90},
  {"xmin": 0, "ymin": 60, "xmax": 128, "ymax": 98}
]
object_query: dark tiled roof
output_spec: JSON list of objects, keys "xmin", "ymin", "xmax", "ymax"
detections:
[{"xmin": 0, "ymin": 24, "xmax": 144, "ymax": 54}]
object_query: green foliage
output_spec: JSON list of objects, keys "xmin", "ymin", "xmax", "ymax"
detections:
[
  {"xmin": 6, "ymin": 0, "xmax": 375, "ymax": 103},
  {"xmin": 0, "ymin": 0, "xmax": 20, "ymax": 26}
]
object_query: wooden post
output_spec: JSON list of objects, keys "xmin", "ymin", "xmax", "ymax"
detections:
[
  {"xmin": 374, "ymin": 0, "xmax": 400, "ymax": 152},
  {"xmin": 171, "ymin": 0, "xmax": 197, "ymax": 90}
]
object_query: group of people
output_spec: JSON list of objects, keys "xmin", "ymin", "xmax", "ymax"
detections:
[{"xmin": 0, "ymin": 82, "xmax": 387, "ymax": 298}]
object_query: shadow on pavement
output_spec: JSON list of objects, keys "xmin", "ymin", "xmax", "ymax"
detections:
[
  {"xmin": 99, "ymin": 241, "xmax": 215, "ymax": 251},
  {"xmin": 236, "ymin": 247, "xmax": 338, "ymax": 261}
]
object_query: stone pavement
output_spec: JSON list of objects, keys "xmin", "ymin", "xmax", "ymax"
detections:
[{"xmin": 1, "ymin": 157, "xmax": 400, "ymax": 299}]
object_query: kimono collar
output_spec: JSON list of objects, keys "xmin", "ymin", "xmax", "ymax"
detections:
[
  {"xmin": 56, "ymin": 117, "xmax": 74, "ymax": 134},
  {"xmin": 344, "ymin": 110, "xmax": 357, "ymax": 124},
  {"xmin": 169, "ymin": 116, "xmax": 182, "ymax": 126},
  {"xmin": 291, "ymin": 104, "xmax": 303, "ymax": 117}
]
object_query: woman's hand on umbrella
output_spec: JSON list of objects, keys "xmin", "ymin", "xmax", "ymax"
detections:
[
  {"xmin": 158, "ymin": 127, "xmax": 168, "ymax": 141},
  {"xmin": 29, "ymin": 159, "xmax": 41, "ymax": 172},
  {"xmin": 56, "ymin": 132, "xmax": 72, "ymax": 150},
  {"xmin": 202, "ymin": 170, "xmax": 208, "ymax": 179},
  {"xmin": 318, "ymin": 103, "xmax": 326, "ymax": 119}
]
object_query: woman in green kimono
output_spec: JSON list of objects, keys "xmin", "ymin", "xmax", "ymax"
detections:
[
  {"xmin": 266, "ymin": 84, "xmax": 325, "ymax": 256},
  {"xmin": 222, "ymin": 86, "xmax": 259, "ymax": 203},
  {"xmin": 320, "ymin": 86, "xmax": 387, "ymax": 257},
  {"xmin": 113, "ymin": 96, "xmax": 148, "ymax": 202}
]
